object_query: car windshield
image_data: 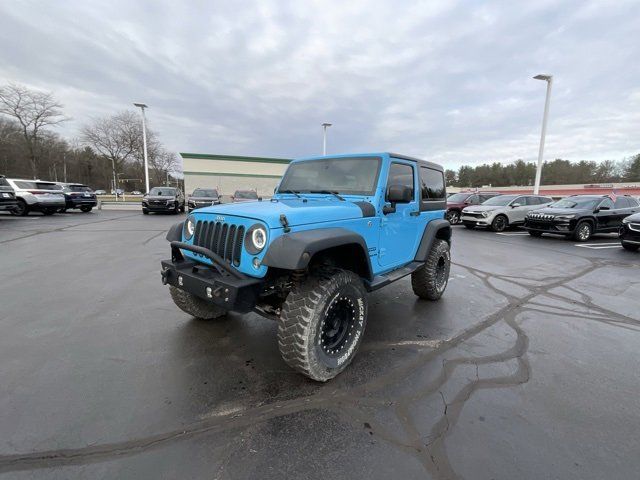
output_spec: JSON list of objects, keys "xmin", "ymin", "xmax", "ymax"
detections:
[
  {"xmin": 149, "ymin": 187, "xmax": 176, "ymax": 196},
  {"xmin": 550, "ymin": 197, "xmax": 600, "ymax": 209},
  {"xmin": 481, "ymin": 195, "xmax": 517, "ymax": 206},
  {"xmin": 192, "ymin": 189, "xmax": 218, "ymax": 198},
  {"xmin": 234, "ymin": 191, "xmax": 257, "ymax": 199},
  {"xmin": 447, "ymin": 193, "xmax": 470, "ymax": 202},
  {"xmin": 278, "ymin": 156, "xmax": 382, "ymax": 196}
]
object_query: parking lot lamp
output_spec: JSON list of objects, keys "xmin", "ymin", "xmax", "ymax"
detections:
[
  {"xmin": 532, "ymin": 74, "xmax": 553, "ymax": 195},
  {"xmin": 133, "ymin": 103, "xmax": 150, "ymax": 194},
  {"xmin": 322, "ymin": 123, "xmax": 332, "ymax": 155}
]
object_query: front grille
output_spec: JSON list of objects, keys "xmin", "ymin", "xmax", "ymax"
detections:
[
  {"xmin": 464, "ymin": 212, "xmax": 485, "ymax": 219},
  {"xmin": 528, "ymin": 213, "xmax": 555, "ymax": 221},
  {"xmin": 193, "ymin": 221, "xmax": 245, "ymax": 266}
]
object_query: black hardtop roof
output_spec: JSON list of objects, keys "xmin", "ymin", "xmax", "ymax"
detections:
[{"xmin": 389, "ymin": 153, "xmax": 443, "ymax": 172}]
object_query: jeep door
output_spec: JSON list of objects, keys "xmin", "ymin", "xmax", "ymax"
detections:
[
  {"xmin": 594, "ymin": 197, "xmax": 615, "ymax": 231},
  {"xmin": 378, "ymin": 161, "xmax": 421, "ymax": 268}
]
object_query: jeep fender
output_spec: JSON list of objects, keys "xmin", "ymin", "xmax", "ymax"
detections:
[
  {"xmin": 414, "ymin": 219, "xmax": 452, "ymax": 262},
  {"xmin": 166, "ymin": 222, "xmax": 184, "ymax": 242},
  {"xmin": 261, "ymin": 228, "xmax": 373, "ymax": 281}
]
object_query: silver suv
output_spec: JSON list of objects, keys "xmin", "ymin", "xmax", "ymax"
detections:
[
  {"xmin": 461, "ymin": 194, "xmax": 553, "ymax": 232},
  {"xmin": 6, "ymin": 178, "xmax": 66, "ymax": 216}
]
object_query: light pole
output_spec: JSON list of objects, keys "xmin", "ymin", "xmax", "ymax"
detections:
[
  {"xmin": 532, "ymin": 74, "xmax": 553, "ymax": 195},
  {"xmin": 322, "ymin": 123, "xmax": 332, "ymax": 155},
  {"xmin": 133, "ymin": 102, "xmax": 150, "ymax": 194}
]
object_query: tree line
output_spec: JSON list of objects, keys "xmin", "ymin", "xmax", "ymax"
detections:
[
  {"xmin": 445, "ymin": 155, "xmax": 640, "ymax": 188},
  {"xmin": 0, "ymin": 83, "xmax": 179, "ymax": 191}
]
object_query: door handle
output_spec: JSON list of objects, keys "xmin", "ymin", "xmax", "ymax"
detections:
[{"xmin": 410, "ymin": 211, "xmax": 420, "ymax": 217}]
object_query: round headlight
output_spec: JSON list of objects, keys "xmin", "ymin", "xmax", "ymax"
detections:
[
  {"xmin": 252, "ymin": 227, "xmax": 267, "ymax": 250},
  {"xmin": 245, "ymin": 224, "xmax": 267, "ymax": 254},
  {"xmin": 184, "ymin": 216, "xmax": 195, "ymax": 240}
]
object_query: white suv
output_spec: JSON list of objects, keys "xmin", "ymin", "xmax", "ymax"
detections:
[
  {"xmin": 6, "ymin": 178, "xmax": 66, "ymax": 216},
  {"xmin": 461, "ymin": 194, "xmax": 553, "ymax": 232}
]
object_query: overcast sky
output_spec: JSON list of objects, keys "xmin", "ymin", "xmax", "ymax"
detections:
[{"xmin": 1, "ymin": 0, "xmax": 638, "ymax": 170}]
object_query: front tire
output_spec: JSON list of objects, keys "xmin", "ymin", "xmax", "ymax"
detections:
[
  {"xmin": 573, "ymin": 221, "xmax": 593, "ymax": 242},
  {"xmin": 446, "ymin": 210, "xmax": 460, "ymax": 224},
  {"xmin": 411, "ymin": 239, "xmax": 450, "ymax": 300},
  {"xmin": 169, "ymin": 286, "xmax": 227, "ymax": 320},
  {"xmin": 80, "ymin": 205, "xmax": 93, "ymax": 213},
  {"xmin": 491, "ymin": 214, "xmax": 508, "ymax": 232},
  {"xmin": 622, "ymin": 242, "xmax": 639, "ymax": 252},
  {"xmin": 278, "ymin": 268, "xmax": 367, "ymax": 382},
  {"xmin": 142, "ymin": 208, "xmax": 149, "ymax": 215}
]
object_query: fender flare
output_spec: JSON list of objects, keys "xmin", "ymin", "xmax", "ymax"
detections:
[
  {"xmin": 261, "ymin": 227, "xmax": 373, "ymax": 281},
  {"xmin": 166, "ymin": 221, "xmax": 184, "ymax": 242},
  {"xmin": 414, "ymin": 219, "xmax": 452, "ymax": 261}
]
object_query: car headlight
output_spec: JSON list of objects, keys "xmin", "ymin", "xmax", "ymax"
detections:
[
  {"xmin": 555, "ymin": 214, "xmax": 575, "ymax": 221},
  {"xmin": 245, "ymin": 224, "xmax": 267, "ymax": 254},
  {"xmin": 184, "ymin": 216, "xmax": 196, "ymax": 240},
  {"xmin": 622, "ymin": 217, "xmax": 630, "ymax": 224}
]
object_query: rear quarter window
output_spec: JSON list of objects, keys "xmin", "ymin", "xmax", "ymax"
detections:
[{"xmin": 419, "ymin": 167, "xmax": 445, "ymax": 200}]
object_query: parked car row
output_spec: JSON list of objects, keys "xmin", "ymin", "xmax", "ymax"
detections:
[
  {"xmin": 0, "ymin": 177, "xmax": 97, "ymax": 216},
  {"xmin": 448, "ymin": 191, "xmax": 640, "ymax": 250}
]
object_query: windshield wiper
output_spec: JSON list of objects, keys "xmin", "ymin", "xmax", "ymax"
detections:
[
  {"xmin": 279, "ymin": 189, "xmax": 302, "ymax": 199},
  {"xmin": 310, "ymin": 190, "xmax": 345, "ymax": 201}
]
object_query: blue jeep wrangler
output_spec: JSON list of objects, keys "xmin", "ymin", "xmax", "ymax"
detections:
[{"xmin": 161, "ymin": 153, "xmax": 451, "ymax": 381}]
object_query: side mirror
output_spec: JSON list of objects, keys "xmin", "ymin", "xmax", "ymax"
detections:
[
  {"xmin": 597, "ymin": 206, "xmax": 610, "ymax": 211},
  {"xmin": 386, "ymin": 185, "xmax": 413, "ymax": 204},
  {"xmin": 511, "ymin": 203, "xmax": 521, "ymax": 208}
]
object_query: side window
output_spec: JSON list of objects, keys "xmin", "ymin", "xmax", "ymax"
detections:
[
  {"xmin": 419, "ymin": 167, "xmax": 446, "ymax": 200},
  {"xmin": 599, "ymin": 198, "xmax": 614, "ymax": 209},
  {"xmin": 526, "ymin": 196, "xmax": 540, "ymax": 205},
  {"xmin": 468, "ymin": 194, "xmax": 480, "ymax": 204},
  {"xmin": 541, "ymin": 197, "xmax": 553, "ymax": 204},
  {"xmin": 512, "ymin": 196, "xmax": 526, "ymax": 206},
  {"xmin": 386, "ymin": 163, "xmax": 415, "ymax": 200},
  {"xmin": 628, "ymin": 197, "xmax": 639, "ymax": 207},
  {"xmin": 614, "ymin": 197, "xmax": 629, "ymax": 209},
  {"xmin": 0, "ymin": 177, "xmax": 9, "ymax": 187}
]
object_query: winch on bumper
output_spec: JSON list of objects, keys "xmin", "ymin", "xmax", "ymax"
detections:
[{"xmin": 161, "ymin": 241, "xmax": 263, "ymax": 313}]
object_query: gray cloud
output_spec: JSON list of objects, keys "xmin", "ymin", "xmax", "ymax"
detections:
[{"xmin": 1, "ymin": 0, "xmax": 638, "ymax": 170}]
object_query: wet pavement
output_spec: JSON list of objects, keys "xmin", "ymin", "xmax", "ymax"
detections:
[{"xmin": 0, "ymin": 211, "xmax": 639, "ymax": 479}]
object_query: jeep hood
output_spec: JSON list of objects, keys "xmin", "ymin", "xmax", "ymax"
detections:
[
  {"xmin": 193, "ymin": 198, "xmax": 368, "ymax": 228},
  {"xmin": 533, "ymin": 207, "xmax": 587, "ymax": 216}
]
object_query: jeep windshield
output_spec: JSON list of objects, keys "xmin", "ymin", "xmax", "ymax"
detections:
[
  {"xmin": 278, "ymin": 156, "xmax": 381, "ymax": 196},
  {"xmin": 149, "ymin": 187, "xmax": 176, "ymax": 196},
  {"xmin": 550, "ymin": 197, "xmax": 600, "ymax": 209},
  {"xmin": 481, "ymin": 195, "xmax": 518, "ymax": 206},
  {"xmin": 192, "ymin": 189, "xmax": 218, "ymax": 198}
]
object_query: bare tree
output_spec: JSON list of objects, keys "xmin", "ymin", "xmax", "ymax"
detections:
[
  {"xmin": 0, "ymin": 83, "xmax": 66, "ymax": 178},
  {"xmin": 80, "ymin": 111, "xmax": 141, "ymax": 192}
]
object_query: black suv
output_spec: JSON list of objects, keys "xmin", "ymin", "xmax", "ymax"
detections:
[
  {"xmin": 58, "ymin": 183, "xmax": 97, "ymax": 212},
  {"xmin": 142, "ymin": 187, "xmax": 185, "ymax": 214},
  {"xmin": 524, "ymin": 195, "xmax": 640, "ymax": 241},
  {"xmin": 0, "ymin": 175, "xmax": 18, "ymax": 213},
  {"xmin": 619, "ymin": 212, "xmax": 640, "ymax": 251},
  {"xmin": 187, "ymin": 188, "xmax": 220, "ymax": 212}
]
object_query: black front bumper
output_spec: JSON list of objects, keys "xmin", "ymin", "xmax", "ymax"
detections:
[
  {"xmin": 161, "ymin": 242, "xmax": 263, "ymax": 313},
  {"xmin": 66, "ymin": 197, "xmax": 97, "ymax": 208},
  {"xmin": 0, "ymin": 199, "xmax": 18, "ymax": 211},
  {"xmin": 524, "ymin": 219, "xmax": 575, "ymax": 235},
  {"xmin": 619, "ymin": 225, "xmax": 640, "ymax": 246},
  {"xmin": 144, "ymin": 202, "xmax": 176, "ymax": 212}
]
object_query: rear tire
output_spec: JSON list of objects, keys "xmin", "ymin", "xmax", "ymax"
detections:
[
  {"xmin": 278, "ymin": 268, "xmax": 367, "ymax": 382},
  {"xmin": 572, "ymin": 221, "xmax": 593, "ymax": 242},
  {"xmin": 491, "ymin": 214, "xmax": 508, "ymax": 232},
  {"xmin": 169, "ymin": 286, "xmax": 227, "ymax": 320},
  {"xmin": 11, "ymin": 199, "xmax": 29, "ymax": 216},
  {"xmin": 80, "ymin": 205, "xmax": 93, "ymax": 213},
  {"xmin": 622, "ymin": 242, "xmax": 639, "ymax": 252},
  {"xmin": 528, "ymin": 230, "xmax": 543, "ymax": 237},
  {"xmin": 411, "ymin": 239, "xmax": 450, "ymax": 300}
]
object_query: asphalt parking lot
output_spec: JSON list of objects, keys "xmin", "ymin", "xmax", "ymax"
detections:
[{"xmin": 1, "ymin": 210, "xmax": 639, "ymax": 480}]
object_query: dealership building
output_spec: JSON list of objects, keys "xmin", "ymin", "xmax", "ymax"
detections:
[{"xmin": 180, "ymin": 153, "xmax": 291, "ymax": 197}]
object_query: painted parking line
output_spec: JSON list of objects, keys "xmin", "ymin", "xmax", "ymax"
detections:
[
  {"xmin": 495, "ymin": 232, "xmax": 529, "ymax": 236},
  {"xmin": 575, "ymin": 243, "xmax": 622, "ymax": 249}
]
